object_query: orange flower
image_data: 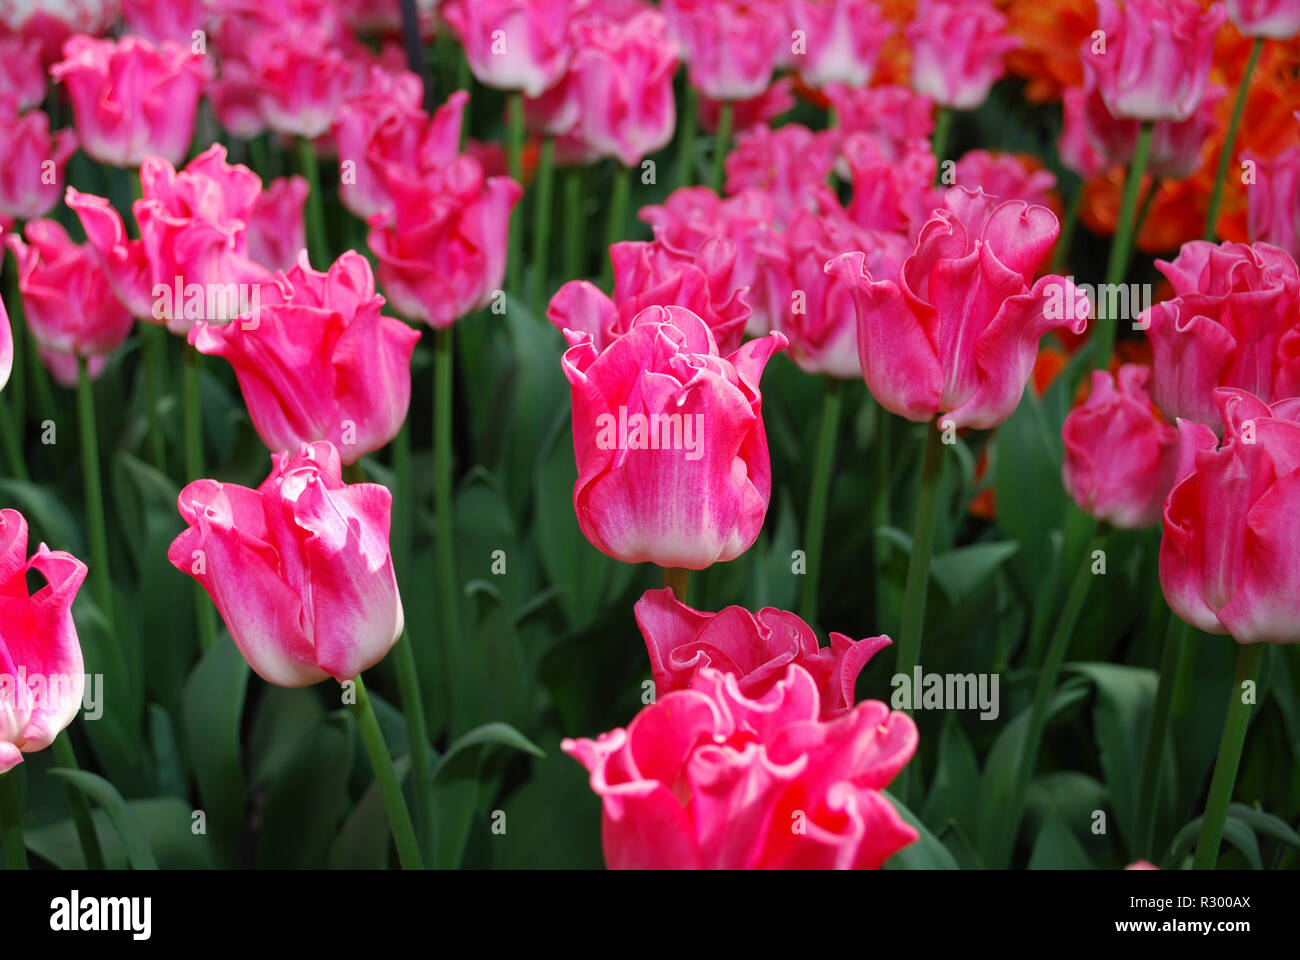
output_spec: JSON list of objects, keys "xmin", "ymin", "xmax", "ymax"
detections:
[{"xmin": 997, "ymin": 0, "xmax": 1097, "ymax": 104}]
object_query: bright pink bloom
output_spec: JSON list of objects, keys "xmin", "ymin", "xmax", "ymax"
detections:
[
  {"xmin": 191, "ymin": 251, "xmax": 419, "ymax": 463},
  {"xmin": 663, "ymin": 0, "xmax": 784, "ymax": 101},
  {"xmin": 563, "ymin": 662, "xmax": 918, "ymax": 869},
  {"xmin": 724, "ymin": 124, "xmax": 839, "ymax": 228},
  {"xmin": 441, "ymin": 0, "xmax": 572, "ymax": 97},
  {"xmin": 549, "ymin": 238, "xmax": 751, "ymax": 355},
  {"xmin": 0, "ymin": 101, "xmax": 76, "ymax": 226},
  {"xmin": 1161, "ymin": 388, "xmax": 1300, "ymax": 644},
  {"xmin": 1144, "ymin": 241, "xmax": 1300, "ymax": 434},
  {"xmin": 0, "ymin": 34, "xmax": 46, "ymax": 110},
  {"xmin": 247, "ymin": 175, "xmax": 308, "ymax": 272},
  {"xmin": 51, "ymin": 34, "xmax": 208, "ymax": 168},
  {"xmin": 842, "ymin": 131, "xmax": 941, "ymax": 238},
  {"xmin": 169, "ymin": 441, "xmax": 405, "ymax": 686},
  {"xmin": 121, "ymin": 0, "xmax": 210, "ymax": 45},
  {"xmin": 639, "ymin": 187, "xmax": 774, "ymax": 300},
  {"xmin": 635, "ymin": 587, "xmax": 893, "ymax": 719},
  {"xmin": 332, "ymin": 65, "xmax": 427, "ymax": 220},
  {"xmin": 65, "ymin": 187, "xmax": 155, "ymax": 320},
  {"xmin": 907, "ymin": 0, "xmax": 1019, "ymax": 111},
  {"xmin": 953, "ymin": 150, "xmax": 1057, "ymax": 210},
  {"xmin": 1062, "ymin": 364, "xmax": 1179, "ymax": 529},
  {"xmin": 1081, "ymin": 0, "xmax": 1226, "ymax": 124},
  {"xmin": 1225, "ymin": 0, "xmax": 1300, "ymax": 38},
  {"xmin": 0, "ymin": 508, "xmax": 87, "ymax": 774},
  {"xmin": 824, "ymin": 84, "xmax": 934, "ymax": 146},
  {"xmin": 0, "ymin": 0, "xmax": 117, "ymax": 65},
  {"xmin": 560, "ymin": 305, "xmax": 786, "ymax": 569},
  {"xmin": 699, "ymin": 77, "xmax": 795, "ymax": 135},
  {"xmin": 5, "ymin": 219, "xmax": 133, "ymax": 386},
  {"xmin": 0, "ymin": 281, "xmax": 11, "ymax": 393},
  {"xmin": 828, "ymin": 187, "xmax": 1088, "ymax": 429},
  {"xmin": 1245, "ymin": 138, "xmax": 1300, "ymax": 262},
  {"xmin": 1126, "ymin": 859, "xmax": 1159, "ymax": 869},
  {"xmin": 788, "ymin": 0, "xmax": 892, "ymax": 89},
  {"xmin": 245, "ymin": 20, "xmax": 357, "ymax": 139}
]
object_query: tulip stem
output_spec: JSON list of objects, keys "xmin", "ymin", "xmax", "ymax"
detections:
[
  {"xmin": 1002, "ymin": 530, "xmax": 1100, "ymax": 865},
  {"xmin": 678, "ymin": 85, "xmax": 698, "ymax": 188},
  {"xmin": 1050, "ymin": 184, "xmax": 1084, "ymax": 274},
  {"xmin": 140, "ymin": 325, "xmax": 168, "ymax": 473},
  {"xmin": 895, "ymin": 421, "xmax": 946, "ymax": 684},
  {"xmin": 1205, "ymin": 36, "xmax": 1264, "ymax": 242},
  {"xmin": 296, "ymin": 137, "xmax": 330, "ymax": 267},
  {"xmin": 433, "ymin": 327, "xmax": 462, "ymax": 729},
  {"xmin": 349, "ymin": 674, "xmax": 425, "ymax": 870},
  {"xmin": 1134, "ymin": 616, "xmax": 1191, "ymax": 861},
  {"xmin": 531, "ymin": 136, "xmax": 556, "ymax": 315},
  {"xmin": 0, "ymin": 394, "xmax": 25, "ymax": 482},
  {"xmin": 49, "ymin": 734, "xmax": 104, "ymax": 869},
  {"xmin": 931, "ymin": 108, "xmax": 954, "ymax": 174},
  {"xmin": 871, "ymin": 404, "xmax": 892, "ymax": 627},
  {"xmin": 185, "ymin": 348, "xmax": 217, "ymax": 652},
  {"xmin": 801, "ymin": 378, "xmax": 842, "ymax": 628},
  {"xmin": 563, "ymin": 168, "xmax": 586, "ymax": 281},
  {"xmin": 76, "ymin": 358, "xmax": 113, "ymax": 620},
  {"xmin": 0, "ymin": 771, "xmax": 26, "ymax": 869},
  {"xmin": 663, "ymin": 566, "xmax": 690, "ymax": 603},
  {"xmin": 601, "ymin": 165, "xmax": 632, "ymax": 291},
  {"xmin": 1193, "ymin": 642, "xmax": 1266, "ymax": 869},
  {"xmin": 507, "ymin": 92, "xmax": 526, "ymax": 298},
  {"xmin": 708, "ymin": 101, "xmax": 733, "ymax": 194},
  {"xmin": 1096, "ymin": 121, "xmax": 1153, "ymax": 369}
]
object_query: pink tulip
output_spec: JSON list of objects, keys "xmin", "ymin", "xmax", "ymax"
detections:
[
  {"xmin": 842, "ymin": 131, "xmax": 941, "ymax": 239},
  {"xmin": 1081, "ymin": 0, "xmax": 1226, "ymax": 124},
  {"xmin": 121, "ymin": 0, "xmax": 210, "ymax": 45},
  {"xmin": 191, "ymin": 251, "xmax": 419, "ymax": 463},
  {"xmin": 441, "ymin": 0, "xmax": 573, "ymax": 98},
  {"xmin": 333, "ymin": 65, "xmax": 427, "ymax": 220},
  {"xmin": 1161, "ymin": 388, "xmax": 1300, "ymax": 644},
  {"xmin": 246, "ymin": 19, "xmax": 357, "ymax": 139},
  {"xmin": 1225, "ymin": 0, "xmax": 1300, "ymax": 38},
  {"xmin": 698, "ymin": 77, "xmax": 795, "ymax": 135},
  {"xmin": 5, "ymin": 219, "xmax": 134, "ymax": 386},
  {"xmin": 0, "ymin": 101, "xmax": 76, "ymax": 226},
  {"xmin": 724, "ymin": 124, "xmax": 839, "ymax": 229},
  {"xmin": 563, "ymin": 663, "xmax": 918, "ymax": 869},
  {"xmin": 169, "ymin": 441, "xmax": 405, "ymax": 686},
  {"xmin": 755, "ymin": 209, "xmax": 911, "ymax": 378},
  {"xmin": 0, "ymin": 0, "xmax": 117, "ymax": 65},
  {"xmin": 663, "ymin": 0, "xmax": 784, "ymax": 101},
  {"xmin": 549, "ymin": 238, "xmax": 751, "ymax": 355},
  {"xmin": 824, "ymin": 84, "xmax": 934, "ymax": 147},
  {"xmin": 560, "ymin": 305, "xmax": 786, "ymax": 569},
  {"xmin": 65, "ymin": 187, "xmax": 156, "ymax": 321},
  {"xmin": 0, "ymin": 508, "xmax": 88, "ymax": 774},
  {"xmin": 51, "ymin": 34, "xmax": 208, "ymax": 168},
  {"xmin": 247, "ymin": 175, "xmax": 308, "ymax": 272},
  {"xmin": 1062, "ymin": 364, "xmax": 1179, "ymax": 529},
  {"xmin": 788, "ymin": 0, "xmax": 892, "ymax": 89},
  {"xmin": 1245, "ymin": 136, "xmax": 1300, "ymax": 262},
  {"xmin": 830, "ymin": 187, "xmax": 1087, "ymax": 429},
  {"xmin": 952, "ymin": 150, "xmax": 1058, "ymax": 211},
  {"xmin": 0, "ymin": 34, "xmax": 46, "ymax": 110},
  {"xmin": 1144, "ymin": 241, "xmax": 1300, "ymax": 434},
  {"xmin": 0, "ymin": 281, "xmax": 11, "ymax": 393},
  {"xmin": 906, "ymin": 0, "xmax": 1019, "ymax": 111},
  {"xmin": 635, "ymin": 587, "xmax": 893, "ymax": 719}
]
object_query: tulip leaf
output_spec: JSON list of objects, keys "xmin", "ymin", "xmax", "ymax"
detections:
[
  {"xmin": 330, "ymin": 756, "xmax": 411, "ymax": 870},
  {"xmin": 1227, "ymin": 802, "xmax": 1300, "ymax": 851},
  {"xmin": 1026, "ymin": 816, "xmax": 1093, "ymax": 869},
  {"xmin": 0, "ymin": 478, "xmax": 85, "ymax": 555},
  {"xmin": 47, "ymin": 769, "xmax": 158, "ymax": 870},
  {"xmin": 488, "ymin": 736, "xmax": 603, "ymax": 869},
  {"xmin": 24, "ymin": 798, "xmax": 216, "ymax": 870},
  {"xmin": 930, "ymin": 540, "xmax": 1021, "ymax": 607},
  {"xmin": 883, "ymin": 790, "xmax": 959, "ymax": 869},
  {"xmin": 1164, "ymin": 815, "xmax": 1262, "ymax": 870},
  {"xmin": 182, "ymin": 636, "xmax": 249, "ymax": 866},
  {"xmin": 993, "ymin": 390, "xmax": 1066, "ymax": 593},
  {"xmin": 258, "ymin": 713, "xmax": 353, "ymax": 868},
  {"xmin": 922, "ymin": 714, "xmax": 981, "ymax": 841}
]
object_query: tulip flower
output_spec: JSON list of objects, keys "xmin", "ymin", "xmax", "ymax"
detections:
[
  {"xmin": 0, "ymin": 508, "xmax": 88, "ymax": 774},
  {"xmin": 168, "ymin": 441, "xmax": 405, "ymax": 686},
  {"xmin": 1062, "ymin": 364, "xmax": 1179, "ymax": 529},
  {"xmin": 245, "ymin": 19, "xmax": 357, "ymax": 140},
  {"xmin": 0, "ymin": 290, "xmax": 11, "ymax": 394},
  {"xmin": 698, "ymin": 78, "xmax": 795, "ymax": 135},
  {"xmin": 823, "ymin": 84, "xmax": 934, "ymax": 146},
  {"xmin": 559, "ymin": 305, "xmax": 786, "ymax": 569},
  {"xmin": 1245, "ymin": 139, "xmax": 1300, "ymax": 262},
  {"xmin": 788, "ymin": 0, "xmax": 892, "ymax": 90},
  {"xmin": 563, "ymin": 663, "xmax": 919, "ymax": 869},
  {"xmin": 952, "ymin": 151, "xmax": 1059, "ymax": 213},
  {"xmin": 333, "ymin": 65, "xmax": 428, "ymax": 220},
  {"xmin": 0, "ymin": 0, "xmax": 117, "ymax": 65},
  {"xmin": 191, "ymin": 251, "xmax": 420, "ymax": 464},
  {"xmin": 907, "ymin": 0, "xmax": 1019, "ymax": 111},
  {"xmin": 724, "ymin": 124, "xmax": 839, "ymax": 229},
  {"xmin": 0, "ymin": 101, "xmax": 76, "ymax": 227},
  {"xmin": 662, "ymin": 0, "xmax": 785, "ymax": 101},
  {"xmin": 121, "ymin": 0, "xmax": 211, "ymax": 45},
  {"xmin": 51, "ymin": 34, "xmax": 208, "ymax": 168},
  {"xmin": 829, "ymin": 187, "xmax": 1088, "ymax": 429},
  {"xmin": 1225, "ymin": 0, "xmax": 1300, "ymax": 38},
  {"xmin": 0, "ymin": 34, "xmax": 47, "ymax": 111},
  {"xmin": 246, "ymin": 175, "xmax": 309, "ymax": 272},
  {"xmin": 5, "ymin": 220, "xmax": 134, "ymax": 387},
  {"xmin": 842, "ymin": 131, "xmax": 941, "ymax": 238},
  {"xmin": 441, "ymin": 0, "xmax": 573, "ymax": 98},
  {"xmin": 1144, "ymin": 241, "xmax": 1300, "ymax": 434},
  {"xmin": 1161, "ymin": 388, "xmax": 1300, "ymax": 644},
  {"xmin": 1080, "ymin": 0, "xmax": 1225, "ymax": 124},
  {"xmin": 635, "ymin": 587, "xmax": 893, "ymax": 719}
]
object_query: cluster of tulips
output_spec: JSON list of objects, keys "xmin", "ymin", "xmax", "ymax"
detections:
[{"xmin": 0, "ymin": 0, "xmax": 1298, "ymax": 873}]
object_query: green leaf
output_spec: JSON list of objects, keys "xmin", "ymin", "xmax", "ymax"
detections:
[
  {"xmin": 1227, "ymin": 802, "xmax": 1300, "ymax": 851},
  {"xmin": 182, "ymin": 637, "xmax": 249, "ymax": 865},
  {"xmin": 330, "ymin": 756, "xmax": 411, "ymax": 870},
  {"xmin": 258, "ymin": 713, "xmax": 353, "ymax": 868},
  {"xmin": 1027, "ymin": 816, "xmax": 1093, "ymax": 869},
  {"xmin": 922, "ymin": 714, "xmax": 980, "ymax": 841},
  {"xmin": 930, "ymin": 541, "xmax": 1020, "ymax": 607},
  {"xmin": 48, "ymin": 769, "xmax": 157, "ymax": 869},
  {"xmin": 25, "ymin": 799, "xmax": 216, "ymax": 870},
  {"xmin": 1164, "ymin": 815, "xmax": 1262, "ymax": 870},
  {"xmin": 884, "ymin": 791, "xmax": 959, "ymax": 869}
]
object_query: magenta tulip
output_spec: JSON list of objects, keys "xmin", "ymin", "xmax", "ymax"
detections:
[
  {"xmin": 906, "ymin": 0, "xmax": 1019, "ymax": 111},
  {"xmin": 662, "ymin": 0, "xmax": 784, "ymax": 101},
  {"xmin": 1225, "ymin": 0, "xmax": 1300, "ymax": 39},
  {"xmin": 247, "ymin": 175, "xmax": 309, "ymax": 272},
  {"xmin": 0, "ymin": 101, "xmax": 76, "ymax": 227},
  {"xmin": 788, "ymin": 0, "xmax": 892, "ymax": 89},
  {"xmin": 441, "ymin": 0, "xmax": 573, "ymax": 98}
]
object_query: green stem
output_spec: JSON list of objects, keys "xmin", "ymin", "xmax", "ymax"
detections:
[
  {"xmin": 140, "ymin": 325, "xmax": 167, "ymax": 473},
  {"xmin": 600, "ymin": 164, "xmax": 632, "ymax": 291},
  {"xmin": 0, "ymin": 771, "xmax": 25, "ymax": 869},
  {"xmin": 507, "ymin": 92, "xmax": 526, "ymax": 298},
  {"xmin": 297, "ymin": 137, "xmax": 330, "ymax": 267},
  {"xmin": 871, "ymin": 403, "xmax": 891, "ymax": 628},
  {"xmin": 1134, "ymin": 616, "xmax": 1190, "ymax": 860},
  {"xmin": 185, "ymin": 348, "xmax": 217, "ymax": 652},
  {"xmin": 0, "ymin": 391, "xmax": 25, "ymax": 481},
  {"xmin": 1002, "ymin": 530, "xmax": 1100, "ymax": 865},
  {"xmin": 708, "ymin": 101, "xmax": 733, "ymax": 194},
  {"xmin": 932, "ymin": 108, "xmax": 954, "ymax": 176},
  {"xmin": 1096, "ymin": 121, "xmax": 1154, "ymax": 370},
  {"xmin": 678, "ymin": 85, "xmax": 698, "ymax": 188},
  {"xmin": 76, "ymin": 358, "xmax": 112, "ymax": 619},
  {"xmin": 894, "ymin": 421, "xmax": 946, "ymax": 684},
  {"xmin": 531, "ymin": 136, "xmax": 556, "ymax": 315},
  {"xmin": 51, "ymin": 734, "xmax": 105, "ymax": 870},
  {"xmin": 1193, "ymin": 643, "xmax": 1266, "ymax": 869},
  {"xmin": 563, "ymin": 168, "xmax": 586, "ymax": 281},
  {"xmin": 801, "ymin": 379, "xmax": 842, "ymax": 628},
  {"xmin": 1050, "ymin": 184, "xmax": 1084, "ymax": 274},
  {"xmin": 433, "ymin": 327, "xmax": 462, "ymax": 730},
  {"xmin": 249, "ymin": 135, "xmax": 269, "ymax": 177},
  {"xmin": 1205, "ymin": 37, "xmax": 1264, "ymax": 242},
  {"xmin": 663, "ymin": 566, "xmax": 690, "ymax": 603},
  {"xmin": 349, "ymin": 674, "xmax": 425, "ymax": 869}
]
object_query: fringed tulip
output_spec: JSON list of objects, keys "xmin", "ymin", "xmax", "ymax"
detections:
[
  {"xmin": 640, "ymin": 186, "xmax": 773, "ymax": 301},
  {"xmin": 952, "ymin": 150, "xmax": 1058, "ymax": 212},
  {"xmin": 441, "ymin": 0, "xmax": 573, "ymax": 98},
  {"xmin": 829, "ymin": 187, "xmax": 1088, "ymax": 429},
  {"xmin": 247, "ymin": 175, "xmax": 308, "ymax": 271},
  {"xmin": 1062, "ymin": 364, "xmax": 1179, "ymax": 529},
  {"xmin": 1245, "ymin": 139, "xmax": 1300, "ymax": 262},
  {"xmin": 824, "ymin": 84, "xmax": 933, "ymax": 146},
  {"xmin": 1161, "ymin": 388, "xmax": 1300, "ymax": 644},
  {"xmin": 634, "ymin": 587, "xmax": 893, "ymax": 719},
  {"xmin": 724, "ymin": 124, "xmax": 839, "ymax": 229},
  {"xmin": 333, "ymin": 65, "xmax": 427, "ymax": 220},
  {"xmin": 662, "ymin": 0, "xmax": 785, "ymax": 101},
  {"xmin": 788, "ymin": 0, "xmax": 892, "ymax": 89},
  {"xmin": 842, "ymin": 131, "xmax": 941, "ymax": 238},
  {"xmin": 245, "ymin": 19, "xmax": 357, "ymax": 139},
  {"xmin": 0, "ymin": 34, "xmax": 46, "ymax": 110},
  {"xmin": 0, "ymin": 101, "xmax": 76, "ymax": 226},
  {"xmin": 0, "ymin": 509, "xmax": 87, "ymax": 774},
  {"xmin": 168, "ymin": 441, "xmax": 405, "ymax": 686},
  {"xmin": 906, "ymin": 0, "xmax": 1019, "ymax": 110},
  {"xmin": 563, "ymin": 663, "xmax": 918, "ymax": 869},
  {"xmin": 559, "ymin": 305, "xmax": 786, "ymax": 569}
]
